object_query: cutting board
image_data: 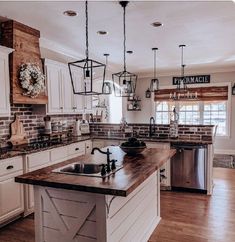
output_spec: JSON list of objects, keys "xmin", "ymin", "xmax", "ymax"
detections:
[{"xmin": 8, "ymin": 115, "xmax": 27, "ymax": 146}]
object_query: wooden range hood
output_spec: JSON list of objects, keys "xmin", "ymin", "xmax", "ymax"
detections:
[{"xmin": 0, "ymin": 20, "xmax": 48, "ymax": 104}]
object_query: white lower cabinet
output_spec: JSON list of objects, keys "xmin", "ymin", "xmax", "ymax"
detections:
[
  {"xmin": 24, "ymin": 150, "xmax": 51, "ymax": 216},
  {"xmin": 0, "ymin": 156, "xmax": 24, "ymax": 226},
  {"xmin": 24, "ymin": 140, "xmax": 92, "ymax": 215},
  {"xmin": 146, "ymin": 142, "xmax": 171, "ymax": 188},
  {"xmin": 85, "ymin": 140, "xmax": 93, "ymax": 154}
]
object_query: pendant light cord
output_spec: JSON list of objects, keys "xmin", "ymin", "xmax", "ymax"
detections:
[
  {"xmin": 181, "ymin": 46, "xmax": 184, "ymax": 78},
  {"xmin": 85, "ymin": 1, "xmax": 89, "ymax": 60},
  {"xmin": 154, "ymin": 49, "xmax": 156, "ymax": 79},
  {"xmin": 123, "ymin": 4, "xmax": 126, "ymax": 72}
]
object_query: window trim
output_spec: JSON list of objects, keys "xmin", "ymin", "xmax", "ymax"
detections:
[{"xmin": 153, "ymin": 82, "xmax": 231, "ymax": 138}]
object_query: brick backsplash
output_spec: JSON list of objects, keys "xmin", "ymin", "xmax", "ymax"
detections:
[
  {"xmin": 0, "ymin": 104, "xmax": 82, "ymax": 145},
  {"xmin": 90, "ymin": 123, "xmax": 214, "ymax": 141}
]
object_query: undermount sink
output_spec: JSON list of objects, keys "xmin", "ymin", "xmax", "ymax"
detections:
[{"xmin": 52, "ymin": 162, "xmax": 123, "ymax": 178}]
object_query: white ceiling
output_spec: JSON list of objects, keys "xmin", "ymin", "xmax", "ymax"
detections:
[{"xmin": 1, "ymin": 1, "xmax": 235, "ymax": 76}]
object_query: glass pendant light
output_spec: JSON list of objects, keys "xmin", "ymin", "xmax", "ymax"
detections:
[
  {"xmin": 177, "ymin": 44, "xmax": 187, "ymax": 91},
  {"xmin": 101, "ymin": 53, "xmax": 112, "ymax": 95},
  {"xmin": 112, "ymin": 1, "xmax": 137, "ymax": 97},
  {"xmin": 68, "ymin": 1, "xmax": 106, "ymax": 95},
  {"xmin": 150, "ymin": 47, "xmax": 159, "ymax": 92}
]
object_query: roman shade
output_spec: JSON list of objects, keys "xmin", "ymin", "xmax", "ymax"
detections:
[{"xmin": 154, "ymin": 86, "xmax": 228, "ymax": 102}]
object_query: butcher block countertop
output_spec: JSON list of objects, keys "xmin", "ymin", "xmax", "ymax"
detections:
[{"xmin": 15, "ymin": 146, "xmax": 176, "ymax": 197}]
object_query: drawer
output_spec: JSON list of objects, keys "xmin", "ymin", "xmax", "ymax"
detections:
[
  {"xmin": 27, "ymin": 150, "xmax": 50, "ymax": 170},
  {"xmin": 51, "ymin": 146, "xmax": 68, "ymax": 162},
  {"xmin": 0, "ymin": 156, "xmax": 23, "ymax": 177},
  {"xmin": 68, "ymin": 142, "xmax": 85, "ymax": 156}
]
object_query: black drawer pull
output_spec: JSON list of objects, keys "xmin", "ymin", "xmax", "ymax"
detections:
[
  {"xmin": 6, "ymin": 165, "xmax": 14, "ymax": 170},
  {"xmin": 86, "ymin": 146, "xmax": 89, "ymax": 148},
  {"xmin": 75, "ymin": 148, "xmax": 80, "ymax": 151}
]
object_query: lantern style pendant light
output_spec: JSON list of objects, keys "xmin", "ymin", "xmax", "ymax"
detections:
[
  {"xmin": 101, "ymin": 53, "xmax": 112, "ymax": 95},
  {"xmin": 112, "ymin": 1, "xmax": 137, "ymax": 97},
  {"xmin": 150, "ymin": 47, "xmax": 159, "ymax": 92},
  {"xmin": 177, "ymin": 44, "xmax": 187, "ymax": 91},
  {"xmin": 68, "ymin": 1, "xmax": 106, "ymax": 95}
]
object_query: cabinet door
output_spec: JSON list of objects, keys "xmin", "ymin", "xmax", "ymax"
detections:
[
  {"xmin": 46, "ymin": 63, "xmax": 63, "ymax": 114},
  {"xmin": 0, "ymin": 173, "xmax": 24, "ymax": 224},
  {"xmin": 61, "ymin": 67, "xmax": 74, "ymax": 114},
  {"xmin": 146, "ymin": 142, "xmax": 171, "ymax": 187},
  {"xmin": 85, "ymin": 140, "xmax": 93, "ymax": 154},
  {"xmin": 0, "ymin": 52, "xmax": 10, "ymax": 116},
  {"xmin": 71, "ymin": 69, "xmax": 85, "ymax": 113}
]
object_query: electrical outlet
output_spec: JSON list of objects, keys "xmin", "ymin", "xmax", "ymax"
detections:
[{"xmin": 189, "ymin": 127, "xmax": 197, "ymax": 132}]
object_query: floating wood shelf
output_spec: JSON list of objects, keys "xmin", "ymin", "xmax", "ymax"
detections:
[{"xmin": 127, "ymin": 109, "xmax": 142, "ymax": 111}]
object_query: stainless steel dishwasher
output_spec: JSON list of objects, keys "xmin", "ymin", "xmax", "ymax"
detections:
[{"xmin": 171, "ymin": 143, "xmax": 207, "ymax": 192}]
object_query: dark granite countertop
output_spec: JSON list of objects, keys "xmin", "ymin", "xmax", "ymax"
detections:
[
  {"xmin": 15, "ymin": 146, "xmax": 176, "ymax": 197},
  {"xmin": 92, "ymin": 136, "xmax": 213, "ymax": 145},
  {"xmin": 0, "ymin": 134, "xmax": 212, "ymax": 161},
  {"xmin": 0, "ymin": 136, "xmax": 91, "ymax": 160}
]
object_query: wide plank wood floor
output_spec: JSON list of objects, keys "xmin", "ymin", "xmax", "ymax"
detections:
[{"xmin": 0, "ymin": 167, "xmax": 235, "ymax": 242}]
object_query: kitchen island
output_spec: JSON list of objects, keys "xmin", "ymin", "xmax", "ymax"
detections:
[{"xmin": 15, "ymin": 146, "xmax": 175, "ymax": 242}]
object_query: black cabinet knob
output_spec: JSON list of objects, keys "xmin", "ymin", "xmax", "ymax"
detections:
[{"xmin": 111, "ymin": 159, "xmax": 117, "ymax": 170}]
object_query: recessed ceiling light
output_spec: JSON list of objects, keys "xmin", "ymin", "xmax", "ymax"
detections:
[
  {"xmin": 151, "ymin": 21, "xmax": 163, "ymax": 27},
  {"xmin": 127, "ymin": 50, "xmax": 133, "ymax": 54},
  {"xmin": 63, "ymin": 10, "xmax": 78, "ymax": 17},
  {"xmin": 97, "ymin": 30, "xmax": 108, "ymax": 35}
]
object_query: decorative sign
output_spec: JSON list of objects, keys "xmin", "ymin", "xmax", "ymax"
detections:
[{"xmin": 172, "ymin": 75, "xmax": 210, "ymax": 85}]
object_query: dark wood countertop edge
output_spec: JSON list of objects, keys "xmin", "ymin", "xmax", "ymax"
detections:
[{"xmin": 15, "ymin": 149, "xmax": 176, "ymax": 197}]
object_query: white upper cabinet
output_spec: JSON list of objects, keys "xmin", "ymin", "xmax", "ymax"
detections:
[
  {"xmin": 0, "ymin": 46, "xmax": 13, "ymax": 117},
  {"xmin": 45, "ymin": 60, "xmax": 62, "ymax": 114},
  {"xmin": 44, "ymin": 59, "xmax": 93, "ymax": 115},
  {"xmin": 60, "ymin": 66, "xmax": 74, "ymax": 114},
  {"xmin": 71, "ymin": 69, "xmax": 85, "ymax": 113}
]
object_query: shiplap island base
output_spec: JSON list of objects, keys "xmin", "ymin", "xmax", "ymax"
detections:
[
  {"xmin": 16, "ymin": 146, "xmax": 176, "ymax": 242},
  {"xmin": 34, "ymin": 172, "xmax": 159, "ymax": 242}
]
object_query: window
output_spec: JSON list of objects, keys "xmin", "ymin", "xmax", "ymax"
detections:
[
  {"xmin": 155, "ymin": 100, "xmax": 228, "ymax": 136},
  {"xmin": 156, "ymin": 101, "xmax": 173, "ymax": 124},
  {"xmin": 178, "ymin": 102, "xmax": 200, "ymax": 125},
  {"xmin": 203, "ymin": 101, "xmax": 227, "ymax": 136}
]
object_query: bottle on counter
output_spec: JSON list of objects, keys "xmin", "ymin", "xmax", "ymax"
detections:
[
  {"xmin": 74, "ymin": 118, "xmax": 82, "ymax": 137},
  {"xmin": 169, "ymin": 107, "xmax": 179, "ymax": 139},
  {"xmin": 44, "ymin": 116, "xmax": 52, "ymax": 134}
]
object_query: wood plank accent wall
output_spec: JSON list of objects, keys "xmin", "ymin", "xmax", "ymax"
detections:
[
  {"xmin": 154, "ymin": 86, "xmax": 228, "ymax": 102},
  {"xmin": 0, "ymin": 20, "xmax": 48, "ymax": 104}
]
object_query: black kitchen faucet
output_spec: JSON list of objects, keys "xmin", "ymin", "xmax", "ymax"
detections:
[{"xmin": 91, "ymin": 147, "xmax": 115, "ymax": 173}]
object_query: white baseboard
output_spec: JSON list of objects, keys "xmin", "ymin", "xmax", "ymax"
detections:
[{"xmin": 214, "ymin": 149, "xmax": 235, "ymax": 155}]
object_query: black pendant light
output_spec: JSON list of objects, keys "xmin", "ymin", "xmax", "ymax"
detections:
[
  {"xmin": 150, "ymin": 47, "xmax": 159, "ymax": 92},
  {"xmin": 68, "ymin": 1, "xmax": 106, "ymax": 95},
  {"xmin": 177, "ymin": 44, "xmax": 187, "ymax": 91},
  {"xmin": 112, "ymin": 1, "xmax": 137, "ymax": 97},
  {"xmin": 101, "ymin": 53, "xmax": 112, "ymax": 95}
]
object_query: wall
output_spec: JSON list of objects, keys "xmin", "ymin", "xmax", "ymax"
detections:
[
  {"xmin": 0, "ymin": 104, "xmax": 82, "ymax": 146},
  {"xmin": 125, "ymin": 71, "xmax": 235, "ymax": 153},
  {"xmin": 90, "ymin": 123, "xmax": 214, "ymax": 142}
]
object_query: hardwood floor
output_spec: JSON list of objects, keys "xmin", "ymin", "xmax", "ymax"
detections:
[
  {"xmin": 150, "ymin": 168, "xmax": 235, "ymax": 242},
  {"xmin": 0, "ymin": 167, "xmax": 235, "ymax": 242}
]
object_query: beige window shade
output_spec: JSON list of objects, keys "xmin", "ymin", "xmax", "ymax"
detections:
[{"xmin": 154, "ymin": 86, "xmax": 228, "ymax": 102}]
